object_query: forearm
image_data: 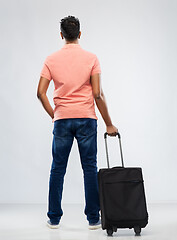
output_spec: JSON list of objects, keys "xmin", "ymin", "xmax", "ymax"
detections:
[
  {"xmin": 94, "ymin": 93, "xmax": 113, "ymax": 126},
  {"xmin": 37, "ymin": 93, "xmax": 54, "ymax": 119}
]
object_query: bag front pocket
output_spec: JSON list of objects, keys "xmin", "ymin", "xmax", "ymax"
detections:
[{"xmin": 103, "ymin": 180, "xmax": 146, "ymax": 222}]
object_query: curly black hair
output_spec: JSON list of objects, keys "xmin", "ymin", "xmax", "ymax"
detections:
[{"xmin": 60, "ymin": 15, "xmax": 80, "ymax": 41}]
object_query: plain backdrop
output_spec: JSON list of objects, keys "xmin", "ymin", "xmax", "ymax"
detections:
[{"xmin": 0, "ymin": 0, "xmax": 176, "ymax": 204}]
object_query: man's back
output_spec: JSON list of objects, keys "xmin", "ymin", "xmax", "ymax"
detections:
[{"xmin": 40, "ymin": 43, "xmax": 101, "ymax": 122}]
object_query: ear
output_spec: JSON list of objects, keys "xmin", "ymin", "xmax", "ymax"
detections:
[{"xmin": 60, "ymin": 32, "xmax": 64, "ymax": 39}]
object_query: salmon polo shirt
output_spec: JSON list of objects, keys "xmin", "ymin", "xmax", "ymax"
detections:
[{"xmin": 40, "ymin": 43, "xmax": 101, "ymax": 123}]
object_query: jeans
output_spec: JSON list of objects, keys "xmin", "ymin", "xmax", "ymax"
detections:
[{"xmin": 47, "ymin": 118, "xmax": 100, "ymax": 224}]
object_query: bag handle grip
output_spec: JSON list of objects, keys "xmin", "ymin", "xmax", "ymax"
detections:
[{"xmin": 104, "ymin": 132, "xmax": 125, "ymax": 168}]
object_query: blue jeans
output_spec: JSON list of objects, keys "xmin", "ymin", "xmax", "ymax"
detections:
[{"xmin": 47, "ymin": 118, "xmax": 100, "ymax": 224}]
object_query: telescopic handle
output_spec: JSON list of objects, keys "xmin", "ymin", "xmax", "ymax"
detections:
[{"xmin": 104, "ymin": 132, "xmax": 125, "ymax": 168}]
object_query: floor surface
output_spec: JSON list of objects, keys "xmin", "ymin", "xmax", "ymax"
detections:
[{"xmin": 0, "ymin": 203, "xmax": 177, "ymax": 240}]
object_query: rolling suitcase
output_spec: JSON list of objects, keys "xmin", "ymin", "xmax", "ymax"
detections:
[{"xmin": 98, "ymin": 132, "xmax": 149, "ymax": 236}]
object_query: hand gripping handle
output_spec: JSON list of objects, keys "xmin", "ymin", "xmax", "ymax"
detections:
[{"xmin": 104, "ymin": 132, "xmax": 125, "ymax": 168}]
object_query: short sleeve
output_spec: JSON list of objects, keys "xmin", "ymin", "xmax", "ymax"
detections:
[
  {"xmin": 40, "ymin": 57, "xmax": 52, "ymax": 81},
  {"xmin": 91, "ymin": 55, "xmax": 101, "ymax": 76}
]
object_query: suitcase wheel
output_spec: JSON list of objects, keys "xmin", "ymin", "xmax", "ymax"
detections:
[
  {"xmin": 134, "ymin": 226, "xmax": 141, "ymax": 236},
  {"xmin": 112, "ymin": 226, "xmax": 117, "ymax": 232},
  {"xmin": 106, "ymin": 228, "xmax": 113, "ymax": 236}
]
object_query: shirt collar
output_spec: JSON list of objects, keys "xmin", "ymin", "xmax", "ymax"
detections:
[{"xmin": 61, "ymin": 43, "xmax": 81, "ymax": 49}]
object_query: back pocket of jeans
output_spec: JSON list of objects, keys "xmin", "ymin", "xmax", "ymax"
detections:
[
  {"xmin": 80, "ymin": 118, "xmax": 97, "ymax": 136},
  {"xmin": 52, "ymin": 120, "xmax": 67, "ymax": 137}
]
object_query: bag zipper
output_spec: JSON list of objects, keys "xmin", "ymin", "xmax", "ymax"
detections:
[{"xmin": 105, "ymin": 180, "xmax": 144, "ymax": 184}]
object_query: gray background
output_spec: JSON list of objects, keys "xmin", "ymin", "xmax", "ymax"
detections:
[{"xmin": 0, "ymin": 0, "xmax": 176, "ymax": 204}]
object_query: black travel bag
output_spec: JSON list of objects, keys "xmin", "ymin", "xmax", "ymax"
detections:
[{"xmin": 98, "ymin": 132, "xmax": 149, "ymax": 236}]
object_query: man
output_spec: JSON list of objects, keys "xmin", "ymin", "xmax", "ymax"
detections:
[{"xmin": 37, "ymin": 15, "xmax": 118, "ymax": 230}]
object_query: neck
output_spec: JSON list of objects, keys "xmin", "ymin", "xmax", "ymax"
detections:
[{"xmin": 65, "ymin": 39, "xmax": 79, "ymax": 44}]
